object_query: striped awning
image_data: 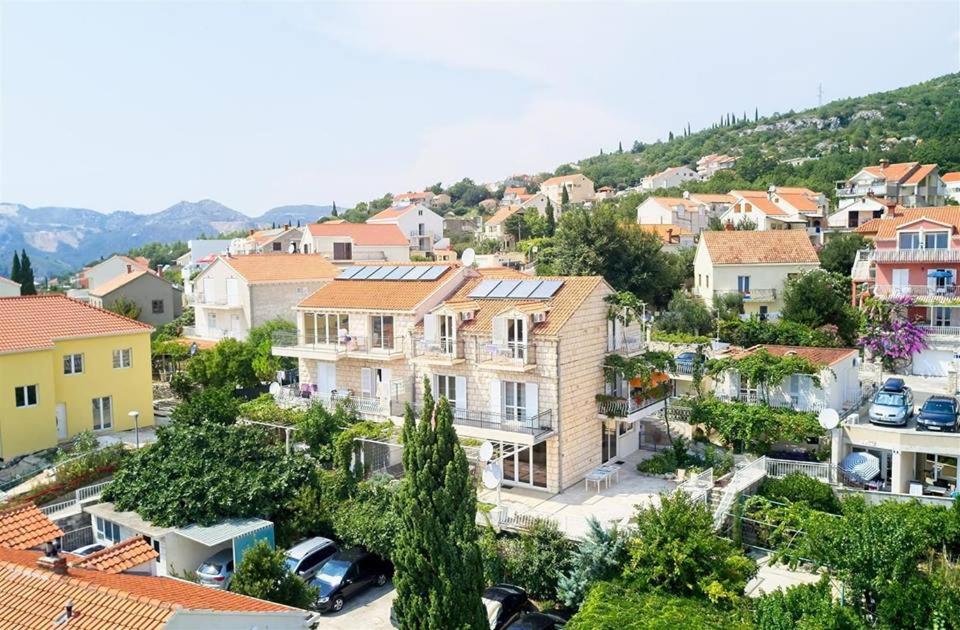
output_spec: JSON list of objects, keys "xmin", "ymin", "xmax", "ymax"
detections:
[{"xmin": 840, "ymin": 451, "xmax": 881, "ymax": 482}]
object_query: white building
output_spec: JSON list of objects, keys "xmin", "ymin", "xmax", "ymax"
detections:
[
  {"xmin": 636, "ymin": 195, "xmax": 718, "ymax": 234},
  {"xmin": 230, "ymin": 227, "xmax": 304, "ymax": 256},
  {"xmin": 943, "ymin": 172, "xmax": 960, "ymax": 203},
  {"xmin": 539, "ymin": 174, "xmax": 595, "ymax": 208},
  {"xmin": 640, "ymin": 165, "xmax": 698, "ymax": 191},
  {"xmin": 300, "ymin": 223, "xmax": 411, "ymax": 263},
  {"xmin": 0, "ymin": 276, "xmax": 20, "ymax": 297},
  {"xmin": 367, "ymin": 204, "xmax": 447, "ymax": 255},
  {"xmin": 836, "ymin": 160, "xmax": 946, "ymax": 208},
  {"xmin": 827, "ymin": 196, "xmax": 893, "ymax": 230},
  {"xmin": 719, "ymin": 188, "xmax": 825, "ymax": 236},
  {"xmin": 176, "ymin": 239, "xmax": 232, "ymax": 302},
  {"xmin": 696, "ymin": 154, "xmax": 738, "ymax": 179}
]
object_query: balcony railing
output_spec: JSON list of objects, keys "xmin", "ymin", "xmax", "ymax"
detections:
[
  {"xmin": 392, "ymin": 401, "xmax": 553, "ymax": 439},
  {"xmin": 869, "ymin": 249, "xmax": 960, "ymax": 263},
  {"xmin": 920, "ymin": 325, "xmax": 960, "ymax": 338},
  {"xmin": 597, "ymin": 383, "xmax": 672, "ymax": 418},
  {"xmin": 478, "ymin": 341, "xmax": 536, "ymax": 368},
  {"xmin": 413, "ymin": 337, "xmax": 465, "ymax": 361},
  {"xmin": 274, "ymin": 385, "xmax": 389, "ymax": 417},
  {"xmin": 714, "ymin": 288, "xmax": 777, "ymax": 302},
  {"xmin": 182, "ymin": 326, "xmax": 242, "ymax": 341},
  {"xmin": 271, "ymin": 330, "xmax": 403, "ymax": 357},
  {"xmin": 195, "ymin": 292, "xmax": 241, "ymax": 307},
  {"xmin": 835, "ymin": 182, "xmax": 897, "ymax": 197},
  {"xmin": 873, "ymin": 285, "xmax": 960, "ymax": 302}
]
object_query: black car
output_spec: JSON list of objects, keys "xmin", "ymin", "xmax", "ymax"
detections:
[
  {"xmin": 915, "ymin": 396, "xmax": 959, "ymax": 432},
  {"xmin": 310, "ymin": 548, "xmax": 392, "ymax": 614},
  {"xmin": 392, "ymin": 584, "xmax": 535, "ymax": 629},
  {"xmin": 504, "ymin": 611, "xmax": 568, "ymax": 630}
]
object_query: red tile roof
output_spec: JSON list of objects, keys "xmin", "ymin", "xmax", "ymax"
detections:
[
  {"xmin": 854, "ymin": 206, "xmax": 960, "ymax": 239},
  {"xmin": 71, "ymin": 537, "xmax": 158, "ymax": 574},
  {"xmin": 486, "ymin": 205, "xmax": 524, "ymax": 226},
  {"xmin": 730, "ymin": 190, "xmax": 788, "ymax": 216},
  {"xmin": 942, "ymin": 172, "xmax": 960, "ymax": 183},
  {"xmin": 730, "ymin": 345, "xmax": 857, "ymax": 367},
  {"xmin": 541, "ymin": 173, "xmax": 591, "ymax": 186},
  {"xmin": 87, "ymin": 270, "xmax": 155, "ymax": 298},
  {"xmin": 305, "ymin": 222, "xmax": 409, "ymax": 245},
  {"xmin": 0, "ymin": 504, "xmax": 64, "ymax": 550},
  {"xmin": 701, "ymin": 230, "xmax": 820, "ymax": 265},
  {"xmin": 0, "ymin": 295, "xmax": 153, "ymax": 355},
  {"xmin": 218, "ymin": 253, "xmax": 340, "ymax": 284},
  {"xmin": 903, "ymin": 163, "xmax": 937, "ymax": 185}
]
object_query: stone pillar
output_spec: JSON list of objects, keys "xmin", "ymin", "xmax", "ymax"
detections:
[
  {"xmin": 830, "ymin": 428, "xmax": 847, "ymax": 480},
  {"xmin": 890, "ymin": 450, "xmax": 916, "ymax": 494}
]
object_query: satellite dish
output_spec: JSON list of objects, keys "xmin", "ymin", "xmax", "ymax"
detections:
[
  {"xmin": 478, "ymin": 441, "xmax": 494, "ymax": 463},
  {"xmin": 287, "ymin": 242, "xmax": 296, "ymax": 253},
  {"xmin": 818, "ymin": 408, "xmax": 840, "ymax": 430},
  {"xmin": 269, "ymin": 382, "xmax": 281, "ymax": 396},
  {"xmin": 482, "ymin": 462, "xmax": 503, "ymax": 489},
  {"xmin": 462, "ymin": 248, "xmax": 476, "ymax": 267}
]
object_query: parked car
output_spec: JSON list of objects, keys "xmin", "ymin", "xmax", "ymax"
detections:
[
  {"xmin": 915, "ymin": 396, "xmax": 959, "ymax": 432},
  {"xmin": 674, "ymin": 351, "xmax": 697, "ymax": 372},
  {"xmin": 392, "ymin": 584, "xmax": 535, "ymax": 629},
  {"xmin": 868, "ymin": 381, "xmax": 914, "ymax": 426},
  {"xmin": 504, "ymin": 611, "xmax": 568, "ymax": 630},
  {"xmin": 311, "ymin": 548, "xmax": 392, "ymax": 613},
  {"xmin": 70, "ymin": 543, "xmax": 107, "ymax": 557},
  {"xmin": 284, "ymin": 536, "xmax": 337, "ymax": 580},
  {"xmin": 195, "ymin": 549, "xmax": 234, "ymax": 590}
]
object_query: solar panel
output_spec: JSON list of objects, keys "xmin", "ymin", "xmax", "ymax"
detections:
[
  {"xmin": 352, "ymin": 265, "xmax": 379, "ymax": 280},
  {"xmin": 338, "ymin": 266, "xmax": 362, "ymax": 279},
  {"xmin": 488, "ymin": 280, "xmax": 521, "ymax": 298},
  {"xmin": 420, "ymin": 265, "xmax": 447, "ymax": 280},
  {"xmin": 468, "ymin": 279, "xmax": 501, "ymax": 298},
  {"xmin": 368, "ymin": 265, "xmax": 397, "ymax": 280},
  {"xmin": 507, "ymin": 280, "xmax": 542, "ymax": 299},
  {"xmin": 386, "ymin": 266, "xmax": 414, "ymax": 280},
  {"xmin": 528, "ymin": 280, "xmax": 563, "ymax": 299},
  {"xmin": 400, "ymin": 266, "xmax": 430, "ymax": 280}
]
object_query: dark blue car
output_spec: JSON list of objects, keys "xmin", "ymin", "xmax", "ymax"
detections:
[{"xmin": 916, "ymin": 396, "xmax": 959, "ymax": 432}]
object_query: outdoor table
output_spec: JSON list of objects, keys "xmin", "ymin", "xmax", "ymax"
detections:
[{"xmin": 584, "ymin": 468, "xmax": 609, "ymax": 493}]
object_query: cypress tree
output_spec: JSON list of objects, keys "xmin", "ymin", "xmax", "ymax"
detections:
[
  {"xmin": 755, "ymin": 107, "xmax": 759, "ymax": 122},
  {"xmin": 561, "ymin": 186, "xmax": 570, "ymax": 207},
  {"xmin": 393, "ymin": 380, "xmax": 487, "ymax": 630},
  {"xmin": 11, "ymin": 252, "xmax": 21, "ymax": 285},
  {"xmin": 19, "ymin": 250, "xmax": 36, "ymax": 295},
  {"xmin": 331, "ymin": 202, "xmax": 338, "ymax": 217},
  {"xmin": 545, "ymin": 199, "xmax": 556, "ymax": 236},
  {"xmin": 668, "ymin": 131, "xmax": 674, "ymax": 142},
  {"xmin": 618, "ymin": 141, "xmax": 623, "ymax": 153}
]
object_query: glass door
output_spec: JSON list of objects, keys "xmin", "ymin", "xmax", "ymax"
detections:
[{"xmin": 601, "ymin": 420, "xmax": 618, "ymax": 463}]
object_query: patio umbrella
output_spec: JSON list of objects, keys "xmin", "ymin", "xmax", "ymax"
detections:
[
  {"xmin": 840, "ymin": 452, "xmax": 881, "ymax": 482},
  {"xmin": 928, "ymin": 270, "xmax": 954, "ymax": 279}
]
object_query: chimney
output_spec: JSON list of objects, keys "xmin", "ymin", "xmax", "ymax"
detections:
[
  {"xmin": 248, "ymin": 229, "xmax": 255, "ymax": 236},
  {"xmin": 126, "ymin": 264, "xmax": 132, "ymax": 274},
  {"xmin": 682, "ymin": 190, "xmax": 690, "ymax": 200},
  {"xmin": 284, "ymin": 223, "xmax": 290, "ymax": 230},
  {"xmin": 879, "ymin": 159, "xmax": 890, "ymax": 170},
  {"xmin": 724, "ymin": 220, "xmax": 735, "ymax": 231},
  {"xmin": 767, "ymin": 184, "xmax": 776, "ymax": 200},
  {"xmin": 666, "ymin": 228, "xmax": 674, "ymax": 242},
  {"xmin": 37, "ymin": 542, "xmax": 67, "ymax": 575}
]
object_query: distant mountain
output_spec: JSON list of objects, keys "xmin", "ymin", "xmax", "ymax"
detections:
[{"xmin": 0, "ymin": 200, "xmax": 340, "ymax": 277}]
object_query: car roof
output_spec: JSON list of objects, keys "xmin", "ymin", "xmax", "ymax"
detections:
[
  {"xmin": 925, "ymin": 395, "xmax": 956, "ymax": 402},
  {"xmin": 285, "ymin": 536, "xmax": 335, "ymax": 560},
  {"xmin": 484, "ymin": 584, "xmax": 526, "ymax": 602},
  {"xmin": 330, "ymin": 548, "xmax": 369, "ymax": 563},
  {"xmin": 881, "ymin": 377, "xmax": 907, "ymax": 392}
]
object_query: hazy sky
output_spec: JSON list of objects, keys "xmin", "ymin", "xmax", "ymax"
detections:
[{"xmin": 2, "ymin": 1, "xmax": 959, "ymax": 216}]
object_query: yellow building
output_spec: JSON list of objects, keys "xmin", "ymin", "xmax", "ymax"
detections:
[{"xmin": 0, "ymin": 295, "xmax": 155, "ymax": 460}]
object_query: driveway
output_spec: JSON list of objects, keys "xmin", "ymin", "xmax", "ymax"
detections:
[{"xmin": 314, "ymin": 583, "xmax": 396, "ymax": 629}]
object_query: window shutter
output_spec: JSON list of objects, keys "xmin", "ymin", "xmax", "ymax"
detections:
[
  {"xmin": 607, "ymin": 319, "xmax": 615, "ymax": 351},
  {"xmin": 455, "ymin": 376, "xmax": 467, "ymax": 410},
  {"xmin": 489, "ymin": 379, "xmax": 501, "ymax": 415},
  {"xmin": 525, "ymin": 382, "xmax": 539, "ymax": 420},
  {"xmin": 423, "ymin": 314, "xmax": 437, "ymax": 344},
  {"xmin": 492, "ymin": 317, "xmax": 507, "ymax": 346},
  {"xmin": 360, "ymin": 368, "xmax": 373, "ymax": 397}
]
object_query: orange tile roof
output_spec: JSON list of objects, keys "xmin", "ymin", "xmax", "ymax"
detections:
[
  {"xmin": 854, "ymin": 206, "xmax": 960, "ymax": 239},
  {"xmin": 942, "ymin": 172, "xmax": 960, "ymax": 183},
  {"xmin": 487, "ymin": 205, "xmax": 523, "ymax": 226},
  {"xmin": 504, "ymin": 187, "xmax": 527, "ymax": 195},
  {"xmin": 730, "ymin": 344, "xmax": 857, "ymax": 367},
  {"xmin": 88, "ymin": 270, "xmax": 162, "ymax": 298},
  {"xmin": 860, "ymin": 161, "xmax": 937, "ymax": 185},
  {"xmin": 701, "ymin": 230, "xmax": 819, "ymax": 265},
  {"xmin": 651, "ymin": 196, "xmax": 701, "ymax": 211},
  {"xmin": 0, "ymin": 547, "xmax": 298, "ymax": 629},
  {"xmin": 394, "ymin": 191, "xmax": 432, "ymax": 201},
  {"xmin": 0, "ymin": 504, "xmax": 64, "ymax": 550},
  {"xmin": 689, "ymin": 193, "xmax": 736, "ymax": 204},
  {"xmin": 443, "ymin": 269, "xmax": 605, "ymax": 337},
  {"xmin": 298, "ymin": 263, "xmax": 461, "ymax": 311},
  {"xmin": 903, "ymin": 163, "xmax": 937, "ymax": 185},
  {"xmin": 71, "ymin": 537, "xmax": 158, "ymax": 574},
  {"xmin": 730, "ymin": 190, "xmax": 788, "ymax": 216},
  {"xmin": 638, "ymin": 223, "xmax": 693, "ymax": 244},
  {"xmin": 218, "ymin": 253, "xmax": 340, "ymax": 284},
  {"xmin": 650, "ymin": 165, "xmax": 693, "ymax": 179},
  {"xmin": 0, "ymin": 295, "xmax": 153, "ymax": 355},
  {"xmin": 541, "ymin": 173, "xmax": 590, "ymax": 186},
  {"xmin": 368, "ymin": 206, "xmax": 406, "ymax": 221},
  {"xmin": 305, "ymin": 222, "xmax": 408, "ymax": 245},
  {"xmin": 774, "ymin": 188, "xmax": 821, "ymax": 214}
]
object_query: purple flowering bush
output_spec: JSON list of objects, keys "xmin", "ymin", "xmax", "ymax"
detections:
[{"xmin": 858, "ymin": 296, "xmax": 928, "ymax": 366}]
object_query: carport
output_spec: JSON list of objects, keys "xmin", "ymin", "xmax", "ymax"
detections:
[{"xmin": 171, "ymin": 518, "xmax": 276, "ymax": 573}]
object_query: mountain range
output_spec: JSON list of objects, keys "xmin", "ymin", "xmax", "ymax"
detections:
[{"xmin": 0, "ymin": 200, "xmax": 336, "ymax": 277}]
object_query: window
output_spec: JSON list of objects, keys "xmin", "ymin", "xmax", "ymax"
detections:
[
  {"xmin": 934, "ymin": 307, "xmax": 952, "ymax": 327},
  {"xmin": 706, "ymin": 276, "xmax": 709, "ymax": 288},
  {"xmin": 63, "ymin": 354, "xmax": 84, "ymax": 375},
  {"xmin": 144, "ymin": 536, "xmax": 162, "ymax": 562},
  {"xmin": 92, "ymin": 396, "xmax": 113, "ymax": 430},
  {"xmin": 506, "ymin": 317, "xmax": 526, "ymax": 359},
  {"xmin": 272, "ymin": 242, "xmax": 282, "ymax": 251},
  {"xmin": 304, "ymin": 313, "xmax": 349, "ymax": 345},
  {"xmin": 438, "ymin": 314, "xmax": 455, "ymax": 353},
  {"xmin": 95, "ymin": 517, "xmax": 121, "ymax": 543},
  {"xmin": 697, "ymin": 274, "xmax": 701, "ymax": 288},
  {"xmin": 15, "ymin": 385, "xmax": 38, "ymax": 408},
  {"xmin": 925, "ymin": 232, "xmax": 949, "ymax": 249},
  {"xmin": 737, "ymin": 275, "xmax": 751, "ymax": 293},
  {"xmin": 113, "ymin": 348, "xmax": 132, "ymax": 369},
  {"xmin": 371, "ymin": 315, "xmax": 394, "ymax": 350},
  {"xmin": 435, "ymin": 375, "xmax": 457, "ymax": 407},
  {"xmin": 503, "ymin": 381, "xmax": 526, "ymax": 421},
  {"xmin": 333, "ymin": 242, "xmax": 352, "ymax": 260},
  {"xmin": 151, "ymin": 300, "xmax": 164, "ymax": 314},
  {"xmin": 898, "ymin": 232, "xmax": 921, "ymax": 250}
]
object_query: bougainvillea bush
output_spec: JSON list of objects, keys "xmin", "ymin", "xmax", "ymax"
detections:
[{"xmin": 858, "ymin": 295, "xmax": 928, "ymax": 367}]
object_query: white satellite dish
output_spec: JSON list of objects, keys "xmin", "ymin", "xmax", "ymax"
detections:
[
  {"xmin": 287, "ymin": 242, "xmax": 296, "ymax": 253},
  {"xmin": 478, "ymin": 441, "xmax": 494, "ymax": 463},
  {"xmin": 482, "ymin": 462, "xmax": 503, "ymax": 489},
  {"xmin": 269, "ymin": 382, "xmax": 281, "ymax": 396},
  {"xmin": 462, "ymin": 248, "xmax": 476, "ymax": 267},
  {"xmin": 818, "ymin": 408, "xmax": 840, "ymax": 430}
]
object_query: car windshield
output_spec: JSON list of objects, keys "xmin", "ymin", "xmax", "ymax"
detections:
[
  {"xmin": 874, "ymin": 392, "xmax": 906, "ymax": 406},
  {"xmin": 198, "ymin": 563, "xmax": 222, "ymax": 576},
  {"xmin": 283, "ymin": 557, "xmax": 299, "ymax": 573},
  {"xmin": 314, "ymin": 559, "xmax": 351, "ymax": 584},
  {"xmin": 924, "ymin": 400, "xmax": 955, "ymax": 413}
]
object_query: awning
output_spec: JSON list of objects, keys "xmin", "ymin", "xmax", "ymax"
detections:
[
  {"xmin": 928, "ymin": 270, "xmax": 954, "ymax": 279},
  {"xmin": 175, "ymin": 518, "xmax": 274, "ymax": 547},
  {"xmin": 840, "ymin": 451, "xmax": 880, "ymax": 482}
]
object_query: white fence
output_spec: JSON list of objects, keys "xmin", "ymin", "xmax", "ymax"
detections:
[
  {"xmin": 765, "ymin": 458, "xmax": 833, "ymax": 484},
  {"xmin": 676, "ymin": 467, "xmax": 714, "ymax": 505},
  {"xmin": 39, "ymin": 480, "xmax": 111, "ymax": 518},
  {"xmin": 713, "ymin": 456, "xmax": 767, "ymax": 531}
]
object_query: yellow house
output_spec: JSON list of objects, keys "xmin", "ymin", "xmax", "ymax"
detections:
[{"xmin": 0, "ymin": 295, "xmax": 155, "ymax": 461}]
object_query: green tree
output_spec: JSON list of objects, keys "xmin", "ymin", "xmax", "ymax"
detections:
[
  {"xmin": 170, "ymin": 385, "xmax": 240, "ymax": 426},
  {"xmin": 708, "ymin": 348, "xmax": 821, "ymax": 404},
  {"xmin": 781, "ymin": 269, "xmax": 859, "ymax": 343},
  {"xmin": 107, "ymin": 295, "xmax": 142, "ymax": 320},
  {"xmin": 561, "ymin": 185, "xmax": 570, "ymax": 207},
  {"xmin": 393, "ymin": 382, "xmax": 487, "ymax": 630},
  {"xmin": 230, "ymin": 539, "xmax": 318, "ymax": 608},
  {"xmin": 331, "ymin": 201, "xmax": 338, "ymax": 217},
  {"xmin": 10, "ymin": 251, "xmax": 21, "ymax": 286},
  {"xmin": 754, "ymin": 578, "xmax": 865, "ymax": 630},
  {"xmin": 18, "ymin": 249, "xmax": 36, "ymax": 295},
  {"xmin": 544, "ymin": 199, "xmax": 556, "ymax": 236},
  {"xmin": 557, "ymin": 518, "xmax": 627, "ymax": 608},
  {"xmin": 819, "ymin": 233, "xmax": 869, "ymax": 276},
  {"xmin": 185, "ymin": 337, "xmax": 259, "ymax": 389},
  {"xmin": 656, "ymin": 291, "xmax": 714, "ymax": 336}
]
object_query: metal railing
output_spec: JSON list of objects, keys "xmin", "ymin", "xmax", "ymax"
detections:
[
  {"xmin": 765, "ymin": 458, "xmax": 833, "ymax": 484},
  {"xmin": 414, "ymin": 337, "xmax": 465, "ymax": 360},
  {"xmin": 715, "ymin": 392, "xmax": 824, "ymax": 413},
  {"xmin": 478, "ymin": 341, "xmax": 536, "ymax": 367},
  {"xmin": 272, "ymin": 330, "xmax": 403, "ymax": 356},
  {"xmin": 195, "ymin": 292, "xmax": 241, "ymax": 307},
  {"xmin": 61, "ymin": 526, "xmax": 95, "ymax": 552},
  {"xmin": 920, "ymin": 325, "xmax": 960, "ymax": 338},
  {"xmin": 714, "ymin": 288, "xmax": 777, "ymax": 302},
  {"xmin": 394, "ymin": 401, "xmax": 553, "ymax": 438},
  {"xmin": 274, "ymin": 386, "xmax": 388, "ymax": 417},
  {"xmin": 713, "ymin": 456, "xmax": 767, "ymax": 531},
  {"xmin": 39, "ymin": 480, "xmax": 112, "ymax": 517},
  {"xmin": 870, "ymin": 249, "xmax": 960, "ymax": 263},
  {"xmin": 597, "ymin": 387, "xmax": 671, "ymax": 418},
  {"xmin": 873, "ymin": 284, "xmax": 960, "ymax": 300},
  {"xmin": 676, "ymin": 467, "xmax": 714, "ymax": 505},
  {"xmin": 836, "ymin": 183, "xmax": 896, "ymax": 197}
]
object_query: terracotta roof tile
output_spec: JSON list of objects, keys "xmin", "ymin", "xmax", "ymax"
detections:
[
  {"xmin": 942, "ymin": 172, "xmax": 960, "ymax": 183},
  {"xmin": 688, "ymin": 194, "xmax": 736, "ymax": 204},
  {"xmin": 854, "ymin": 206, "xmax": 960, "ymax": 239},
  {"xmin": 638, "ymin": 223, "xmax": 693, "ymax": 244},
  {"xmin": 72, "ymin": 537, "xmax": 158, "ymax": 574},
  {"xmin": 305, "ymin": 222, "xmax": 408, "ymax": 245},
  {"xmin": 0, "ymin": 295, "xmax": 153, "ymax": 354},
  {"xmin": 730, "ymin": 344, "xmax": 857, "ymax": 367},
  {"xmin": 298, "ymin": 263, "xmax": 461, "ymax": 311},
  {"xmin": 88, "ymin": 270, "xmax": 174, "ymax": 298},
  {"xmin": 903, "ymin": 163, "xmax": 937, "ymax": 185},
  {"xmin": 0, "ymin": 504, "xmax": 64, "ymax": 550},
  {"xmin": 650, "ymin": 197, "xmax": 701, "ymax": 211},
  {"xmin": 862, "ymin": 161, "xmax": 919, "ymax": 183},
  {"xmin": 541, "ymin": 173, "xmax": 591, "ymax": 187},
  {"xmin": 701, "ymin": 230, "xmax": 819, "ymax": 265},
  {"xmin": 504, "ymin": 187, "xmax": 527, "ymax": 195},
  {"xmin": 218, "ymin": 253, "xmax": 340, "ymax": 284},
  {"xmin": 730, "ymin": 190, "xmax": 789, "ymax": 216},
  {"xmin": 487, "ymin": 205, "xmax": 523, "ymax": 226},
  {"xmin": 368, "ymin": 207, "xmax": 406, "ymax": 221}
]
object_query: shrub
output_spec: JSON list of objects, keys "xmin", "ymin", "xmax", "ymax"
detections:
[
  {"xmin": 758, "ymin": 472, "xmax": 841, "ymax": 514},
  {"xmin": 557, "ymin": 518, "xmax": 628, "ymax": 608},
  {"xmin": 331, "ymin": 474, "xmax": 402, "ymax": 561},
  {"xmin": 480, "ymin": 519, "xmax": 574, "ymax": 601},
  {"xmin": 170, "ymin": 386, "xmax": 240, "ymax": 426},
  {"xmin": 230, "ymin": 539, "xmax": 317, "ymax": 609},
  {"xmin": 754, "ymin": 578, "xmax": 865, "ymax": 630}
]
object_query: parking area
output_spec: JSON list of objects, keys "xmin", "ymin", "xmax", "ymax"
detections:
[{"xmin": 314, "ymin": 583, "xmax": 396, "ymax": 629}]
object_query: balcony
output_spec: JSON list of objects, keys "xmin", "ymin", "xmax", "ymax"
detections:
[
  {"xmin": 274, "ymin": 385, "xmax": 389, "ymax": 418},
  {"xmin": 477, "ymin": 341, "xmax": 537, "ymax": 372},
  {"xmin": 869, "ymin": 248, "xmax": 960, "ymax": 263},
  {"xmin": 271, "ymin": 330, "xmax": 406, "ymax": 361},
  {"xmin": 392, "ymin": 401, "xmax": 554, "ymax": 443},
  {"xmin": 872, "ymin": 284, "xmax": 960, "ymax": 305},
  {"xmin": 835, "ymin": 182, "xmax": 897, "ymax": 198},
  {"xmin": 195, "ymin": 292, "xmax": 241, "ymax": 308},
  {"xmin": 181, "ymin": 325, "xmax": 244, "ymax": 342},
  {"xmin": 714, "ymin": 288, "xmax": 777, "ymax": 302},
  {"xmin": 409, "ymin": 230, "xmax": 434, "ymax": 251},
  {"xmin": 412, "ymin": 337, "xmax": 465, "ymax": 366},
  {"xmin": 597, "ymin": 382, "xmax": 671, "ymax": 422},
  {"xmin": 608, "ymin": 322, "xmax": 646, "ymax": 356}
]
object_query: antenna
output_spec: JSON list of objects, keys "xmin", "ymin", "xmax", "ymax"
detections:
[
  {"xmin": 462, "ymin": 248, "xmax": 476, "ymax": 267},
  {"xmin": 287, "ymin": 242, "xmax": 296, "ymax": 254},
  {"xmin": 818, "ymin": 408, "xmax": 840, "ymax": 430}
]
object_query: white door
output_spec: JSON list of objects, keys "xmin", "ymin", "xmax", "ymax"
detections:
[
  {"xmin": 231, "ymin": 313, "xmax": 241, "ymax": 332},
  {"xmin": 55, "ymin": 404, "xmax": 67, "ymax": 440},
  {"xmin": 892, "ymin": 269, "xmax": 909, "ymax": 294},
  {"xmin": 207, "ymin": 312, "xmax": 217, "ymax": 334},
  {"xmin": 316, "ymin": 362, "xmax": 337, "ymax": 394},
  {"xmin": 202, "ymin": 278, "xmax": 216, "ymax": 303},
  {"xmin": 377, "ymin": 368, "xmax": 392, "ymax": 402},
  {"xmin": 360, "ymin": 367, "xmax": 373, "ymax": 398},
  {"xmin": 226, "ymin": 278, "xmax": 240, "ymax": 306}
]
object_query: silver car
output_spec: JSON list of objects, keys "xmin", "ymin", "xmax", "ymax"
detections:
[
  {"xmin": 284, "ymin": 537, "xmax": 338, "ymax": 581},
  {"xmin": 868, "ymin": 388, "xmax": 914, "ymax": 426},
  {"xmin": 196, "ymin": 549, "xmax": 234, "ymax": 589}
]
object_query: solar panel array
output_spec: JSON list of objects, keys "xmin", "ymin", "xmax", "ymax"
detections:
[
  {"xmin": 337, "ymin": 264, "xmax": 450, "ymax": 281},
  {"xmin": 467, "ymin": 279, "xmax": 564, "ymax": 300}
]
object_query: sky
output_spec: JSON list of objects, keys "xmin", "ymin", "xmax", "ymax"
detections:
[{"xmin": 2, "ymin": 1, "xmax": 959, "ymax": 216}]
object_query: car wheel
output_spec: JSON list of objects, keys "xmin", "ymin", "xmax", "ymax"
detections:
[
  {"xmin": 376, "ymin": 573, "xmax": 387, "ymax": 587},
  {"xmin": 332, "ymin": 597, "xmax": 345, "ymax": 613}
]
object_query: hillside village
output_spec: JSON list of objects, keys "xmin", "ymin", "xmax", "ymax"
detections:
[{"xmin": 2, "ymin": 74, "xmax": 960, "ymax": 628}]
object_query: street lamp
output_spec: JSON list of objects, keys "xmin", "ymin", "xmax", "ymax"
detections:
[{"xmin": 128, "ymin": 411, "xmax": 140, "ymax": 449}]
